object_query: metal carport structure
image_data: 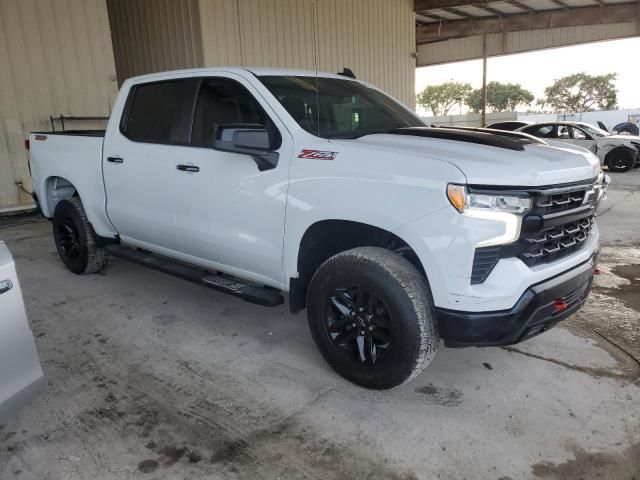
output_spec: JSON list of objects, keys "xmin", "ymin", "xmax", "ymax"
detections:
[{"xmin": 414, "ymin": 0, "xmax": 640, "ymax": 124}]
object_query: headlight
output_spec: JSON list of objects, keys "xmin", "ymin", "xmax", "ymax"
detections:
[
  {"xmin": 447, "ymin": 184, "xmax": 532, "ymax": 247},
  {"xmin": 595, "ymin": 171, "xmax": 610, "ymax": 203},
  {"xmin": 447, "ymin": 184, "xmax": 531, "ymax": 214}
]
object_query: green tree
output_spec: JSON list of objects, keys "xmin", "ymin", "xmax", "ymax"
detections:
[
  {"xmin": 466, "ymin": 82, "xmax": 534, "ymax": 113},
  {"xmin": 539, "ymin": 72, "xmax": 617, "ymax": 112},
  {"xmin": 416, "ymin": 81, "xmax": 472, "ymax": 116}
]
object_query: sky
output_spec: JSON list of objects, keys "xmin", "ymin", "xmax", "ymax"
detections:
[{"xmin": 415, "ymin": 37, "xmax": 640, "ymax": 115}]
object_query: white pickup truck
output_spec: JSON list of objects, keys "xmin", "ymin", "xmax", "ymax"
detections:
[{"xmin": 28, "ymin": 68, "xmax": 607, "ymax": 389}]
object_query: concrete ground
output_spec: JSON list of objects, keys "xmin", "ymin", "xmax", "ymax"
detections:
[{"xmin": 1, "ymin": 171, "xmax": 639, "ymax": 480}]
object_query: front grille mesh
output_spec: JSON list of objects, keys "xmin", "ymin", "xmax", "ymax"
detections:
[
  {"xmin": 519, "ymin": 216, "xmax": 593, "ymax": 266},
  {"xmin": 533, "ymin": 188, "xmax": 588, "ymax": 214}
]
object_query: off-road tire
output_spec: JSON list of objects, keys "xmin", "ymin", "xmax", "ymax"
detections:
[
  {"xmin": 53, "ymin": 197, "xmax": 108, "ymax": 274},
  {"xmin": 307, "ymin": 247, "xmax": 439, "ymax": 389},
  {"xmin": 606, "ymin": 148, "xmax": 635, "ymax": 172}
]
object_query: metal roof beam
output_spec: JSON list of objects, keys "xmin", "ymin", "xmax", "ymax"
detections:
[
  {"xmin": 505, "ymin": 0, "xmax": 535, "ymax": 12},
  {"xmin": 548, "ymin": 0, "xmax": 570, "ymax": 10},
  {"xmin": 479, "ymin": 5, "xmax": 507, "ymax": 15},
  {"xmin": 416, "ymin": 2, "xmax": 639, "ymax": 43},
  {"xmin": 416, "ymin": 12, "xmax": 443, "ymax": 22},
  {"xmin": 415, "ymin": 0, "xmax": 496, "ymax": 10},
  {"xmin": 442, "ymin": 7, "xmax": 475, "ymax": 17}
]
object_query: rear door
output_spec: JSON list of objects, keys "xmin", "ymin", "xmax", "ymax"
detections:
[
  {"xmin": 0, "ymin": 242, "xmax": 44, "ymax": 417},
  {"xmin": 172, "ymin": 74, "xmax": 292, "ymax": 286},
  {"xmin": 103, "ymin": 78, "xmax": 199, "ymax": 253}
]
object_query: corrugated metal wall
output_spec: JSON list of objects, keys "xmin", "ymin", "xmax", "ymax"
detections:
[
  {"xmin": 417, "ymin": 22, "xmax": 640, "ymax": 66},
  {"xmin": 106, "ymin": 0, "xmax": 204, "ymax": 84},
  {"xmin": 0, "ymin": 0, "xmax": 117, "ymax": 210},
  {"xmin": 198, "ymin": 0, "xmax": 416, "ymax": 107}
]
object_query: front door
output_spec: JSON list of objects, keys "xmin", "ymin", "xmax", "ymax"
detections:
[{"xmin": 173, "ymin": 74, "xmax": 292, "ymax": 287}]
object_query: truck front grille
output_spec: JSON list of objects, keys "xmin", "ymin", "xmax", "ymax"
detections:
[{"xmin": 470, "ymin": 178, "xmax": 600, "ymax": 284}]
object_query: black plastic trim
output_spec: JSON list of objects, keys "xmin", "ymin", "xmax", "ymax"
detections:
[
  {"xmin": 31, "ymin": 192, "xmax": 43, "ymax": 217},
  {"xmin": 466, "ymin": 176, "xmax": 598, "ymax": 194},
  {"xmin": 437, "ymin": 255, "xmax": 595, "ymax": 347},
  {"xmin": 388, "ymin": 127, "xmax": 543, "ymax": 151},
  {"xmin": 31, "ymin": 130, "xmax": 105, "ymax": 137},
  {"xmin": 470, "ymin": 246, "xmax": 501, "ymax": 284}
]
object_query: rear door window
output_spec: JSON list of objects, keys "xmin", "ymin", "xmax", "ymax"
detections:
[
  {"xmin": 122, "ymin": 79, "xmax": 198, "ymax": 144},
  {"xmin": 528, "ymin": 125, "xmax": 555, "ymax": 138},
  {"xmin": 557, "ymin": 126, "xmax": 571, "ymax": 139},
  {"xmin": 570, "ymin": 127, "xmax": 588, "ymax": 140}
]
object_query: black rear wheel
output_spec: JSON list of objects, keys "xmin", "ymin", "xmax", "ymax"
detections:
[
  {"xmin": 307, "ymin": 247, "xmax": 439, "ymax": 389},
  {"xmin": 606, "ymin": 148, "xmax": 635, "ymax": 172},
  {"xmin": 53, "ymin": 197, "xmax": 108, "ymax": 274}
]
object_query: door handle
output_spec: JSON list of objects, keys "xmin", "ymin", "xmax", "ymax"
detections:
[
  {"xmin": 176, "ymin": 164, "xmax": 200, "ymax": 173},
  {"xmin": 0, "ymin": 279, "xmax": 13, "ymax": 295},
  {"xmin": 107, "ymin": 156, "xmax": 124, "ymax": 164}
]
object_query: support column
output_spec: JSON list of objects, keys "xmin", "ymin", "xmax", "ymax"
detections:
[{"xmin": 481, "ymin": 34, "xmax": 488, "ymax": 127}]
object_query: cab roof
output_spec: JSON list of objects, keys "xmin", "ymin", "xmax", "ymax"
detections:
[{"xmin": 125, "ymin": 66, "xmax": 356, "ymax": 85}]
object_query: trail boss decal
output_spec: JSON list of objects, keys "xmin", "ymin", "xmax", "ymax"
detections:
[{"xmin": 298, "ymin": 149, "xmax": 338, "ymax": 160}]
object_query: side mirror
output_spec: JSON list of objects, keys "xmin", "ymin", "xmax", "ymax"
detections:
[{"xmin": 214, "ymin": 124, "xmax": 279, "ymax": 171}]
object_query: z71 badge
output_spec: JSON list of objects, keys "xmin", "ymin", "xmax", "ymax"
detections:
[{"xmin": 298, "ymin": 149, "xmax": 338, "ymax": 160}]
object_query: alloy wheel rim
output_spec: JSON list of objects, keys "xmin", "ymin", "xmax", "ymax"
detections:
[
  {"xmin": 612, "ymin": 156, "xmax": 627, "ymax": 169},
  {"xmin": 57, "ymin": 217, "xmax": 81, "ymax": 259},
  {"xmin": 325, "ymin": 286, "xmax": 393, "ymax": 365}
]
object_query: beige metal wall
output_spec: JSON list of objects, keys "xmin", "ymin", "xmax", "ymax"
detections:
[
  {"xmin": 106, "ymin": 0, "xmax": 204, "ymax": 84},
  {"xmin": 198, "ymin": 0, "xmax": 416, "ymax": 107},
  {"xmin": 0, "ymin": 0, "xmax": 118, "ymax": 210},
  {"xmin": 417, "ymin": 22, "xmax": 640, "ymax": 66}
]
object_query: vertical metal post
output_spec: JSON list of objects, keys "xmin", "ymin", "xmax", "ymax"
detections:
[{"xmin": 481, "ymin": 34, "xmax": 488, "ymax": 127}]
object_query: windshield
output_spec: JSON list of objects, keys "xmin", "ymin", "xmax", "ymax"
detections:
[
  {"xmin": 258, "ymin": 76, "xmax": 424, "ymax": 139},
  {"xmin": 577, "ymin": 123, "xmax": 609, "ymax": 137}
]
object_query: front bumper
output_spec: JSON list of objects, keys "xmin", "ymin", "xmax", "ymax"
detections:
[{"xmin": 436, "ymin": 253, "xmax": 596, "ymax": 347}]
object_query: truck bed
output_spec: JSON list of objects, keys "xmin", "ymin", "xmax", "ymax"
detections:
[{"xmin": 28, "ymin": 131, "xmax": 115, "ymax": 238}]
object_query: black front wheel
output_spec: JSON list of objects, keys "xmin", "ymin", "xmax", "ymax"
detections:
[
  {"xmin": 307, "ymin": 247, "xmax": 439, "ymax": 389},
  {"xmin": 53, "ymin": 197, "xmax": 108, "ymax": 274}
]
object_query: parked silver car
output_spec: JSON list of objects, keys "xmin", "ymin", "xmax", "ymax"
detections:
[
  {"xmin": 0, "ymin": 241, "xmax": 44, "ymax": 417},
  {"xmin": 518, "ymin": 122, "xmax": 640, "ymax": 172}
]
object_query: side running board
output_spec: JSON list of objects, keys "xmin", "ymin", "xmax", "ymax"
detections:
[{"xmin": 105, "ymin": 245, "xmax": 284, "ymax": 307}]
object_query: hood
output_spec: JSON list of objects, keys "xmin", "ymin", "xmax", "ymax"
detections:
[
  {"xmin": 597, "ymin": 134, "xmax": 640, "ymax": 145},
  {"xmin": 349, "ymin": 130, "xmax": 600, "ymax": 186}
]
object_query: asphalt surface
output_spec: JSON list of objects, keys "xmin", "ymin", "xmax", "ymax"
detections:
[{"xmin": 1, "ymin": 170, "xmax": 639, "ymax": 480}]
